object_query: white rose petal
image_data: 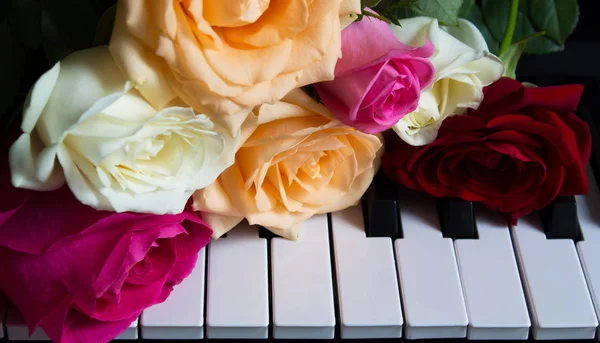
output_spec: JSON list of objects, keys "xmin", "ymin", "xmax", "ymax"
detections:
[
  {"xmin": 9, "ymin": 46, "xmax": 239, "ymax": 214},
  {"xmin": 390, "ymin": 17, "xmax": 504, "ymax": 146}
]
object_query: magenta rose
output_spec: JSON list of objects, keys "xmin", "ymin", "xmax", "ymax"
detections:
[
  {"xmin": 314, "ymin": 12, "xmax": 435, "ymax": 134},
  {"xmin": 0, "ymin": 291, "xmax": 6, "ymax": 313},
  {"xmin": 0, "ymin": 159, "xmax": 212, "ymax": 343}
]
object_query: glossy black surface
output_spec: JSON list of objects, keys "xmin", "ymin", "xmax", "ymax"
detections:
[
  {"xmin": 437, "ymin": 197, "xmax": 477, "ymax": 240},
  {"xmin": 362, "ymin": 170, "xmax": 400, "ymax": 239},
  {"xmin": 258, "ymin": 226, "xmax": 278, "ymax": 240},
  {"xmin": 539, "ymin": 196, "xmax": 581, "ymax": 240}
]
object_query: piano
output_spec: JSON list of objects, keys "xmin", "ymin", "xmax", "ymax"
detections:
[
  {"xmin": 2, "ymin": 4, "xmax": 600, "ymax": 343},
  {"xmin": 5, "ymin": 164, "xmax": 600, "ymax": 342},
  {"xmin": 3, "ymin": 111, "xmax": 600, "ymax": 342}
]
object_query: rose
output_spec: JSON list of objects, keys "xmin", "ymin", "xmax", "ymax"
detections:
[
  {"xmin": 9, "ymin": 46, "xmax": 238, "ymax": 214},
  {"xmin": 314, "ymin": 12, "xmax": 435, "ymax": 134},
  {"xmin": 0, "ymin": 292, "xmax": 6, "ymax": 313},
  {"xmin": 108, "ymin": 0, "xmax": 361, "ymax": 135},
  {"xmin": 390, "ymin": 17, "xmax": 504, "ymax": 146},
  {"xmin": 383, "ymin": 77, "xmax": 591, "ymax": 223},
  {"xmin": 193, "ymin": 89, "xmax": 383, "ymax": 240},
  {"xmin": 0, "ymin": 154, "xmax": 212, "ymax": 343}
]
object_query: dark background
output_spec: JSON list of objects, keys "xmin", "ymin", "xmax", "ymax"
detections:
[{"xmin": 517, "ymin": 1, "xmax": 599, "ymax": 112}]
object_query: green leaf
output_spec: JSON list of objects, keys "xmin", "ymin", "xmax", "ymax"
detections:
[
  {"xmin": 463, "ymin": 4, "xmax": 499, "ymax": 54},
  {"xmin": 386, "ymin": 0, "xmax": 419, "ymax": 10},
  {"xmin": 362, "ymin": 0, "xmax": 383, "ymax": 8},
  {"xmin": 7, "ymin": 0, "xmax": 42, "ymax": 49},
  {"xmin": 357, "ymin": 11, "xmax": 393, "ymax": 24},
  {"xmin": 412, "ymin": 0, "xmax": 463, "ymax": 26},
  {"xmin": 522, "ymin": 34, "xmax": 561, "ymax": 55},
  {"xmin": 482, "ymin": 0, "xmax": 560, "ymax": 55},
  {"xmin": 374, "ymin": 0, "xmax": 462, "ymax": 26},
  {"xmin": 499, "ymin": 43, "xmax": 525, "ymax": 79},
  {"xmin": 499, "ymin": 32, "xmax": 544, "ymax": 78},
  {"xmin": 528, "ymin": 0, "xmax": 578, "ymax": 46},
  {"xmin": 458, "ymin": 0, "xmax": 473, "ymax": 18},
  {"xmin": 368, "ymin": 0, "xmax": 420, "ymax": 26}
]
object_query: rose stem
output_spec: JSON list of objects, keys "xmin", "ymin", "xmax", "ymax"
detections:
[{"xmin": 498, "ymin": 0, "xmax": 520, "ymax": 56}]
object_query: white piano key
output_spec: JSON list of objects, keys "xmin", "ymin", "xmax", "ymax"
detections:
[
  {"xmin": 396, "ymin": 192, "xmax": 468, "ymax": 339},
  {"xmin": 206, "ymin": 223, "xmax": 268, "ymax": 339},
  {"xmin": 5, "ymin": 307, "xmax": 49, "ymax": 341},
  {"xmin": 454, "ymin": 208, "xmax": 530, "ymax": 340},
  {"xmin": 511, "ymin": 213, "xmax": 598, "ymax": 339},
  {"xmin": 576, "ymin": 166, "xmax": 600, "ymax": 339},
  {"xmin": 115, "ymin": 318, "xmax": 138, "ymax": 340},
  {"xmin": 330, "ymin": 204, "xmax": 403, "ymax": 339},
  {"xmin": 141, "ymin": 248, "xmax": 206, "ymax": 339},
  {"xmin": 271, "ymin": 215, "xmax": 335, "ymax": 339}
]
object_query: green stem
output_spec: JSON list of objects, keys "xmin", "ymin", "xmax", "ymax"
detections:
[{"xmin": 498, "ymin": 0, "xmax": 519, "ymax": 56}]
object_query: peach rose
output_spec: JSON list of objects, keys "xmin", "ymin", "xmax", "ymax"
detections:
[
  {"xmin": 108, "ymin": 0, "xmax": 362, "ymax": 135},
  {"xmin": 192, "ymin": 89, "xmax": 383, "ymax": 240}
]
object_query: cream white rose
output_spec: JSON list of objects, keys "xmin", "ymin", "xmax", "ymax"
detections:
[
  {"xmin": 9, "ymin": 46, "xmax": 238, "ymax": 214},
  {"xmin": 390, "ymin": 17, "xmax": 504, "ymax": 146}
]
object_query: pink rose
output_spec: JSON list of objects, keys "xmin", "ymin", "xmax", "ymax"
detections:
[
  {"xmin": 0, "ymin": 153, "xmax": 212, "ymax": 343},
  {"xmin": 0, "ymin": 291, "xmax": 6, "ymax": 312},
  {"xmin": 315, "ymin": 13, "xmax": 435, "ymax": 134}
]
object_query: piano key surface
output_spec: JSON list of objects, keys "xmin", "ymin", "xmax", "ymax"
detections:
[
  {"xmin": 115, "ymin": 318, "xmax": 139, "ymax": 340},
  {"xmin": 271, "ymin": 215, "xmax": 336, "ymax": 339},
  {"xmin": 396, "ymin": 192, "xmax": 468, "ymax": 339},
  {"xmin": 511, "ymin": 214, "xmax": 598, "ymax": 339},
  {"xmin": 455, "ymin": 208, "xmax": 530, "ymax": 340},
  {"xmin": 205, "ymin": 223, "xmax": 269, "ymax": 339},
  {"xmin": 140, "ymin": 248, "xmax": 206, "ymax": 339},
  {"xmin": 576, "ymin": 166, "xmax": 600, "ymax": 339},
  {"xmin": 5, "ymin": 306, "xmax": 49, "ymax": 341},
  {"xmin": 330, "ymin": 204, "xmax": 403, "ymax": 339},
  {"xmin": 7, "ymin": 187, "xmax": 600, "ymax": 342}
]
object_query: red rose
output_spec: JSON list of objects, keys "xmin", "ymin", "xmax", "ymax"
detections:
[{"xmin": 383, "ymin": 77, "xmax": 591, "ymax": 223}]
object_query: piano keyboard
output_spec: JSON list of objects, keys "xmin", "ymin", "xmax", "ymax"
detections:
[{"xmin": 2, "ymin": 165, "xmax": 600, "ymax": 341}]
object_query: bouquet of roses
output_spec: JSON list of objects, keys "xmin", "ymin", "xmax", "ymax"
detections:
[{"xmin": 0, "ymin": 0, "xmax": 585, "ymax": 342}]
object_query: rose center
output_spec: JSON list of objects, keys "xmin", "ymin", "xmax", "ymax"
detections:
[
  {"xmin": 104, "ymin": 114, "xmax": 223, "ymax": 194},
  {"xmin": 202, "ymin": 0, "xmax": 270, "ymax": 27}
]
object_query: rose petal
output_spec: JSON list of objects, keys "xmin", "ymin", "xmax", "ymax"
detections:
[
  {"xmin": 56, "ymin": 310, "xmax": 139, "ymax": 343},
  {"xmin": 334, "ymin": 10, "xmax": 420, "ymax": 75},
  {"xmin": 524, "ymin": 83, "xmax": 584, "ymax": 113}
]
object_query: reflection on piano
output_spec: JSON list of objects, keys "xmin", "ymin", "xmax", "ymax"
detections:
[{"xmin": 3, "ymin": 156, "xmax": 600, "ymax": 341}]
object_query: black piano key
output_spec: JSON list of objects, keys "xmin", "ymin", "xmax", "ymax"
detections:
[
  {"xmin": 362, "ymin": 169, "xmax": 400, "ymax": 239},
  {"xmin": 539, "ymin": 196, "xmax": 581, "ymax": 240},
  {"xmin": 258, "ymin": 226, "xmax": 278, "ymax": 239},
  {"xmin": 326, "ymin": 213, "xmax": 342, "ymax": 339},
  {"xmin": 436, "ymin": 197, "xmax": 477, "ymax": 239}
]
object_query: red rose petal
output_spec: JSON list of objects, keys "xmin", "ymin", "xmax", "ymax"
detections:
[
  {"xmin": 524, "ymin": 83, "xmax": 584, "ymax": 113},
  {"xmin": 560, "ymin": 161, "xmax": 589, "ymax": 196},
  {"xmin": 562, "ymin": 112, "xmax": 592, "ymax": 165}
]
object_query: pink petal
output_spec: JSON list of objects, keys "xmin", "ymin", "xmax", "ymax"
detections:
[
  {"xmin": 336, "ymin": 11, "xmax": 426, "ymax": 75},
  {"xmin": 0, "ymin": 186, "xmax": 109, "ymax": 254},
  {"xmin": 56, "ymin": 310, "xmax": 139, "ymax": 343}
]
